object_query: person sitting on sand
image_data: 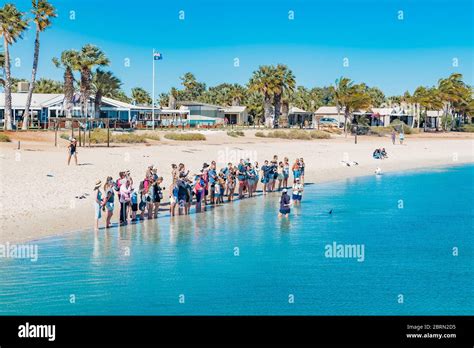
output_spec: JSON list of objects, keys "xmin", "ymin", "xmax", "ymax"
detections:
[
  {"xmin": 381, "ymin": 148, "xmax": 388, "ymax": 159},
  {"xmin": 93, "ymin": 180, "xmax": 103, "ymax": 231},
  {"xmin": 292, "ymin": 178, "xmax": 303, "ymax": 205},
  {"xmin": 373, "ymin": 148, "xmax": 381, "ymax": 159},
  {"xmin": 278, "ymin": 189, "xmax": 291, "ymax": 218},
  {"xmin": 67, "ymin": 137, "xmax": 78, "ymax": 166}
]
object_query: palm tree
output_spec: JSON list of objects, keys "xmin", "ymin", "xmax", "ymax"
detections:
[
  {"xmin": 52, "ymin": 49, "xmax": 79, "ymax": 117},
  {"xmin": 229, "ymin": 83, "xmax": 246, "ymax": 106},
  {"xmin": 437, "ymin": 73, "xmax": 468, "ymax": 129},
  {"xmin": 92, "ymin": 69, "xmax": 122, "ymax": 117},
  {"xmin": 273, "ymin": 64, "xmax": 295, "ymax": 128},
  {"xmin": 331, "ymin": 77, "xmax": 371, "ymax": 136},
  {"xmin": 34, "ymin": 78, "xmax": 62, "ymax": 93},
  {"xmin": 131, "ymin": 87, "xmax": 152, "ymax": 105},
  {"xmin": 0, "ymin": 4, "xmax": 28, "ymax": 130},
  {"xmin": 248, "ymin": 65, "xmax": 279, "ymax": 125},
  {"xmin": 22, "ymin": 0, "xmax": 57, "ymax": 129},
  {"xmin": 0, "ymin": 50, "xmax": 5, "ymax": 87},
  {"xmin": 74, "ymin": 44, "xmax": 109, "ymax": 118}
]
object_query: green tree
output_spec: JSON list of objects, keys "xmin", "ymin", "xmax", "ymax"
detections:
[
  {"xmin": 34, "ymin": 78, "xmax": 63, "ymax": 93},
  {"xmin": 273, "ymin": 64, "xmax": 295, "ymax": 127},
  {"xmin": 131, "ymin": 87, "xmax": 152, "ymax": 105},
  {"xmin": 248, "ymin": 65, "xmax": 279, "ymax": 125},
  {"xmin": 52, "ymin": 49, "xmax": 80, "ymax": 117},
  {"xmin": 0, "ymin": 3, "xmax": 29, "ymax": 130},
  {"xmin": 92, "ymin": 69, "xmax": 122, "ymax": 117},
  {"xmin": 22, "ymin": 0, "xmax": 57, "ymax": 129},
  {"xmin": 74, "ymin": 44, "xmax": 109, "ymax": 117}
]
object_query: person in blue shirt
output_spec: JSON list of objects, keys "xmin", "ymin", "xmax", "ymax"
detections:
[{"xmin": 208, "ymin": 162, "xmax": 218, "ymax": 204}]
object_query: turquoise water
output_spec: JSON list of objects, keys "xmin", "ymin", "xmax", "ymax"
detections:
[{"xmin": 0, "ymin": 164, "xmax": 472, "ymax": 315}]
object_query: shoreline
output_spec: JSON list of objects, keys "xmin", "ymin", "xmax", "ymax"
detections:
[
  {"xmin": 0, "ymin": 131, "xmax": 473, "ymax": 244},
  {"xmin": 15, "ymin": 161, "xmax": 474, "ymax": 245}
]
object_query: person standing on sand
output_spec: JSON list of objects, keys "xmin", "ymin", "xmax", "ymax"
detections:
[
  {"xmin": 93, "ymin": 180, "xmax": 103, "ymax": 231},
  {"xmin": 299, "ymin": 158, "xmax": 306, "ymax": 185},
  {"xmin": 67, "ymin": 138, "xmax": 78, "ymax": 165},
  {"xmin": 283, "ymin": 157, "xmax": 290, "ymax": 189},
  {"xmin": 278, "ymin": 189, "xmax": 291, "ymax": 218},
  {"xmin": 391, "ymin": 130, "xmax": 396, "ymax": 145},
  {"xmin": 399, "ymin": 132, "xmax": 405, "ymax": 145},
  {"xmin": 292, "ymin": 159, "xmax": 301, "ymax": 184},
  {"xmin": 103, "ymin": 177, "xmax": 115, "ymax": 228},
  {"xmin": 119, "ymin": 179, "xmax": 131, "ymax": 225}
]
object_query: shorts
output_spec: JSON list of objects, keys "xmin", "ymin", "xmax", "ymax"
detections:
[
  {"xmin": 105, "ymin": 202, "xmax": 114, "ymax": 211},
  {"xmin": 292, "ymin": 194, "xmax": 302, "ymax": 201},
  {"xmin": 279, "ymin": 207, "xmax": 290, "ymax": 215},
  {"xmin": 170, "ymin": 196, "xmax": 176, "ymax": 204},
  {"xmin": 261, "ymin": 177, "xmax": 268, "ymax": 184},
  {"xmin": 94, "ymin": 204, "xmax": 102, "ymax": 219},
  {"xmin": 293, "ymin": 171, "xmax": 301, "ymax": 179},
  {"xmin": 277, "ymin": 173, "xmax": 284, "ymax": 180},
  {"xmin": 131, "ymin": 203, "xmax": 138, "ymax": 212}
]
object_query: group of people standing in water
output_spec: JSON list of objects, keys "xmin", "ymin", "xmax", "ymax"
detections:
[{"xmin": 92, "ymin": 156, "xmax": 306, "ymax": 230}]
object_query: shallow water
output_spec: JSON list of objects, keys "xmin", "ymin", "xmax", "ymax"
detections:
[{"xmin": 0, "ymin": 164, "xmax": 472, "ymax": 315}]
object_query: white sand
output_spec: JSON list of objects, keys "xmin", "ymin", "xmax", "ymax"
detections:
[{"xmin": 0, "ymin": 130, "xmax": 473, "ymax": 243}]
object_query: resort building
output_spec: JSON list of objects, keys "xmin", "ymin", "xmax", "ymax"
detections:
[
  {"xmin": 0, "ymin": 92, "xmax": 189, "ymax": 128},
  {"xmin": 178, "ymin": 101, "xmax": 225, "ymax": 126},
  {"xmin": 223, "ymin": 105, "xmax": 248, "ymax": 125},
  {"xmin": 287, "ymin": 106, "xmax": 314, "ymax": 127}
]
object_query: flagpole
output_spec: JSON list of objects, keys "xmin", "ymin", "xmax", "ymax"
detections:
[{"xmin": 152, "ymin": 48, "xmax": 155, "ymax": 130}]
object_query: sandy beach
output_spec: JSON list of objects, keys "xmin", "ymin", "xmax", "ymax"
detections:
[{"xmin": 0, "ymin": 130, "xmax": 473, "ymax": 243}]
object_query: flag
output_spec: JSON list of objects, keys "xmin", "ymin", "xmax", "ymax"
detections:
[{"xmin": 153, "ymin": 52, "xmax": 163, "ymax": 60}]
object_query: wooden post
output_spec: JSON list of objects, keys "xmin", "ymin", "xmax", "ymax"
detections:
[
  {"xmin": 54, "ymin": 120, "xmax": 58, "ymax": 147},
  {"xmin": 107, "ymin": 119, "xmax": 110, "ymax": 147},
  {"xmin": 88, "ymin": 120, "xmax": 91, "ymax": 147},
  {"xmin": 78, "ymin": 124, "xmax": 81, "ymax": 147}
]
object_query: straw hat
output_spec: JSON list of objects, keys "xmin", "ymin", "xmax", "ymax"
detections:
[{"xmin": 93, "ymin": 180, "xmax": 102, "ymax": 190}]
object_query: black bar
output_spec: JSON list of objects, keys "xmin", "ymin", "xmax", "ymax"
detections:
[{"xmin": 0, "ymin": 316, "xmax": 472, "ymax": 346}]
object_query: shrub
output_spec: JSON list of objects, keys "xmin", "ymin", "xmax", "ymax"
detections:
[
  {"xmin": 310, "ymin": 130, "xmax": 331, "ymax": 139},
  {"xmin": 113, "ymin": 133, "xmax": 147, "ymax": 143},
  {"xmin": 59, "ymin": 133, "xmax": 70, "ymax": 140},
  {"xmin": 0, "ymin": 133, "xmax": 11, "ymax": 142},
  {"xmin": 227, "ymin": 130, "xmax": 245, "ymax": 137},
  {"xmin": 164, "ymin": 132, "xmax": 206, "ymax": 141},
  {"xmin": 143, "ymin": 132, "xmax": 161, "ymax": 141},
  {"xmin": 459, "ymin": 124, "xmax": 474, "ymax": 132},
  {"xmin": 390, "ymin": 119, "xmax": 417, "ymax": 134},
  {"xmin": 255, "ymin": 131, "xmax": 266, "ymax": 137},
  {"xmin": 369, "ymin": 126, "xmax": 392, "ymax": 137}
]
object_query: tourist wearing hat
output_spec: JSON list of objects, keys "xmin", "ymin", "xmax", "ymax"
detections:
[
  {"xmin": 93, "ymin": 180, "xmax": 103, "ymax": 231},
  {"xmin": 67, "ymin": 137, "xmax": 78, "ymax": 166}
]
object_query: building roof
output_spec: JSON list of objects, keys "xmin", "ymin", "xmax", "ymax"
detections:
[
  {"xmin": 314, "ymin": 106, "xmax": 342, "ymax": 115},
  {"xmin": 0, "ymin": 93, "xmax": 62, "ymax": 109},
  {"xmin": 289, "ymin": 106, "xmax": 312, "ymax": 114},
  {"xmin": 371, "ymin": 107, "xmax": 393, "ymax": 116},
  {"xmin": 0, "ymin": 92, "xmax": 154, "ymax": 111},
  {"xmin": 223, "ymin": 105, "xmax": 247, "ymax": 113},
  {"xmin": 179, "ymin": 101, "xmax": 224, "ymax": 109}
]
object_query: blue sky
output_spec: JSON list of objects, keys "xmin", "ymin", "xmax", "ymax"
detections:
[{"xmin": 7, "ymin": 0, "xmax": 474, "ymax": 97}]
